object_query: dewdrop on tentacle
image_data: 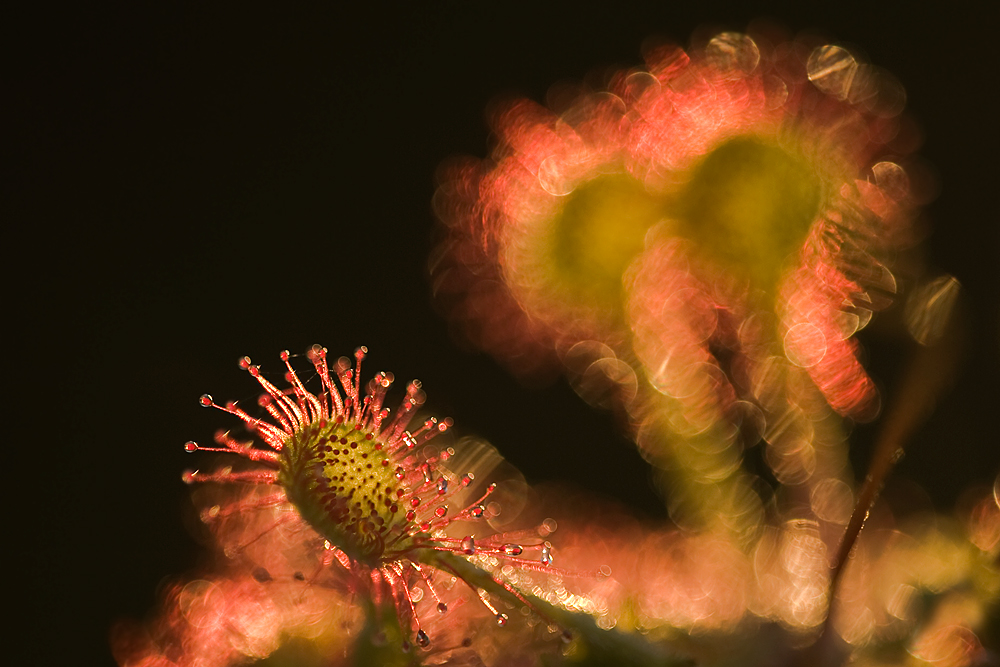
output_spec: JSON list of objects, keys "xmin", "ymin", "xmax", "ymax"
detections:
[{"xmin": 182, "ymin": 345, "xmax": 580, "ymax": 650}]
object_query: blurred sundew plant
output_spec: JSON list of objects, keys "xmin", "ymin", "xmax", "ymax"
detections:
[{"xmin": 115, "ymin": 26, "xmax": 998, "ymax": 667}]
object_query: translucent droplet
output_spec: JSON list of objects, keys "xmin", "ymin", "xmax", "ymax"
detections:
[
  {"xmin": 622, "ymin": 70, "xmax": 659, "ymax": 105},
  {"xmin": 905, "ymin": 274, "xmax": 961, "ymax": 346},
  {"xmin": 471, "ymin": 504, "xmax": 485, "ymax": 519},
  {"xmin": 199, "ymin": 394, "xmax": 213, "ymax": 407},
  {"xmin": 865, "ymin": 67, "xmax": 907, "ymax": 117},
  {"xmin": 540, "ymin": 545, "xmax": 553, "ymax": 565},
  {"xmin": 184, "ymin": 441, "xmax": 198, "ymax": 453},
  {"xmin": 810, "ymin": 478, "xmax": 855, "ymax": 525},
  {"xmin": 279, "ymin": 350, "xmax": 290, "ymax": 361},
  {"xmin": 394, "ymin": 466, "xmax": 405, "ymax": 480},
  {"xmin": 496, "ymin": 613, "xmax": 509, "ymax": 627},
  {"xmin": 461, "ymin": 473, "xmax": 474, "ymax": 486},
  {"xmin": 461, "ymin": 536, "xmax": 476, "ymax": 555},
  {"xmin": 434, "ymin": 506, "xmax": 448, "ymax": 518},
  {"xmin": 537, "ymin": 155, "xmax": 577, "ymax": 197},
  {"xmin": 784, "ymin": 322, "xmax": 828, "ymax": 368},
  {"xmin": 437, "ymin": 477, "xmax": 448, "ymax": 495},
  {"xmin": 706, "ymin": 32, "xmax": 759, "ymax": 76},
  {"xmin": 807, "ymin": 45, "xmax": 858, "ymax": 100},
  {"xmin": 416, "ymin": 629, "xmax": 430, "ymax": 648},
  {"xmin": 437, "ymin": 602, "xmax": 448, "ymax": 614},
  {"xmin": 238, "ymin": 356, "xmax": 252, "ymax": 370},
  {"xmin": 502, "ymin": 544, "xmax": 523, "ymax": 556},
  {"xmin": 763, "ymin": 74, "xmax": 789, "ymax": 109},
  {"xmin": 871, "ymin": 161, "xmax": 909, "ymax": 200}
]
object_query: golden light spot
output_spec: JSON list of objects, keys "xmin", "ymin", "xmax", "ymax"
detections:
[
  {"xmin": 678, "ymin": 136, "xmax": 823, "ymax": 291},
  {"xmin": 548, "ymin": 173, "xmax": 668, "ymax": 304}
]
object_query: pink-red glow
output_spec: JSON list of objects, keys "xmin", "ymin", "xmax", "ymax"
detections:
[
  {"xmin": 116, "ymin": 346, "xmax": 593, "ymax": 663},
  {"xmin": 433, "ymin": 28, "xmax": 918, "ymax": 433},
  {"xmin": 112, "ymin": 484, "xmax": 358, "ymax": 667},
  {"xmin": 516, "ymin": 483, "xmax": 998, "ymax": 660},
  {"xmin": 117, "ymin": 463, "xmax": 999, "ymax": 665}
]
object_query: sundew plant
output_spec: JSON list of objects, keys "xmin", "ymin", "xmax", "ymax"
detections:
[{"xmin": 113, "ymin": 25, "xmax": 998, "ymax": 667}]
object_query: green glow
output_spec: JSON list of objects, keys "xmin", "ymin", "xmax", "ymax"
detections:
[
  {"xmin": 549, "ymin": 174, "xmax": 668, "ymax": 305},
  {"xmin": 678, "ymin": 135, "xmax": 823, "ymax": 290}
]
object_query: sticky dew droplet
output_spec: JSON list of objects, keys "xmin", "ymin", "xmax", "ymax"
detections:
[{"xmin": 540, "ymin": 545, "xmax": 553, "ymax": 565}]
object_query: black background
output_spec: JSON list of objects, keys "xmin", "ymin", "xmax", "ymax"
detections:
[{"xmin": 11, "ymin": 2, "xmax": 998, "ymax": 665}]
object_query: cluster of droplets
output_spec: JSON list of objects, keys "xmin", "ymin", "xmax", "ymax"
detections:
[{"xmin": 183, "ymin": 345, "xmax": 571, "ymax": 651}]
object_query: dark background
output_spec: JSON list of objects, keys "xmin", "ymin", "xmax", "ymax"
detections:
[{"xmin": 11, "ymin": 2, "xmax": 997, "ymax": 665}]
